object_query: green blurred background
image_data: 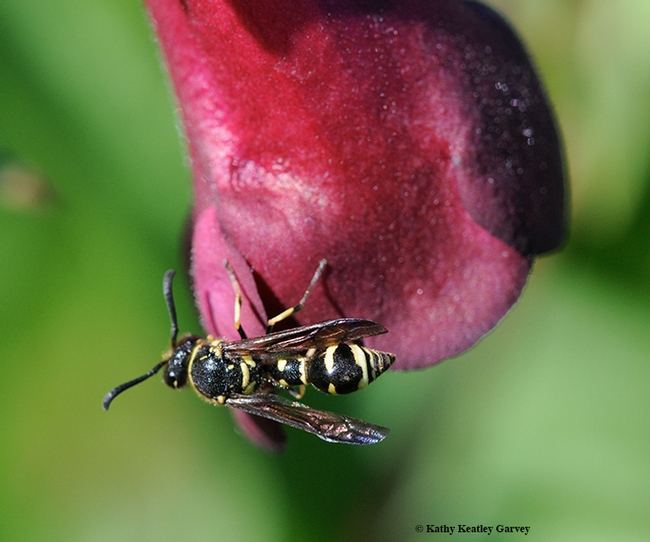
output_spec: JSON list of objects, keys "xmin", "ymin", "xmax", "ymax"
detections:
[{"xmin": 1, "ymin": 0, "xmax": 649, "ymax": 540}]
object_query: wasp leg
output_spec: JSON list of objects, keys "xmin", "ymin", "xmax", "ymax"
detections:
[
  {"xmin": 266, "ymin": 259, "xmax": 327, "ymax": 333},
  {"xmin": 223, "ymin": 260, "xmax": 247, "ymax": 339},
  {"xmin": 263, "ymin": 375, "xmax": 307, "ymax": 400},
  {"xmin": 291, "ymin": 384, "xmax": 306, "ymax": 400}
]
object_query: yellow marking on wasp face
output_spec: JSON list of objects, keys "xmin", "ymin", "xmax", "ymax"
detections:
[
  {"xmin": 324, "ymin": 346, "xmax": 336, "ymax": 373},
  {"xmin": 240, "ymin": 361, "xmax": 250, "ymax": 389},
  {"xmin": 217, "ymin": 395, "xmax": 226, "ymax": 404},
  {"xmin": 306, "ymin": 347, "xmax": 316, "ymax": 359},
  {"xmin": 327, "ymin": 383, "xmax": 338, "ymax": 395},
  {"xmin": 277, "ymin": 359, "xmax": 287, "ymax": 372},
  {"xmin": 279, "ymin": 379, "xmax": 289, "ymax": 387},
  {"xmin": 227, "ymin": 364, "xmax": 234, "ymax": 370},
  {"xmin": 350, "ymin": 344, "xmax": 369, "ymax": 389},
  {"xmin": 187, "ymin": 342, "xmax": 204, "ymax": 391}
]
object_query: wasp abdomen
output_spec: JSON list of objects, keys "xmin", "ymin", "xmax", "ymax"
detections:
[
  {"xmin": 267, "ymin": 358, "xmax": 309, "ymax": 389},
  {"xmin": 308, "ymin": 344, "xmax": 395, "ymax": 395}
]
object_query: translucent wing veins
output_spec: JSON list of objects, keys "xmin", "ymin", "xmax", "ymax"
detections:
[
  {"xmin": 223, "ymin": 318, "xmax": 387, "ymax": 356},
  {"xmin": 226, "ymin": 393, "xmax": 389, "ymax": 445}
]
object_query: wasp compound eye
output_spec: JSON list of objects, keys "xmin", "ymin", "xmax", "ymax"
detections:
[{"xmin": 163, "ymin": 363, "xmax": 187, "ymax": 389}]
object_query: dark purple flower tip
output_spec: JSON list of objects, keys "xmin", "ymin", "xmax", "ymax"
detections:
[{"xmin": 144, "ymin": 0, "xmax": 566, "ymax": 448}]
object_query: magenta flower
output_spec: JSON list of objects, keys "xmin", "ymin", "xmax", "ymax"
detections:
[{"xmin": 144, "ymin": 0, "xmax": 565, "ymax": 449}]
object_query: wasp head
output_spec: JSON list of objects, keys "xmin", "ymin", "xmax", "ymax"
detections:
[{"xmin": 162, "ymin": 334, "xmax": 200, "ymax": 390}]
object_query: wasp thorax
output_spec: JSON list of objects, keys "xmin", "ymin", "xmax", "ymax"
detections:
[{"xmin": 163, "ymin": 335, "xmax": 200, "ymax": 389}]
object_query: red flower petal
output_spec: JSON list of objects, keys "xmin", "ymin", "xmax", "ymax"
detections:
[{"xmin": 144, "ymin": 0, "xmax": 566, "ymax": 447}]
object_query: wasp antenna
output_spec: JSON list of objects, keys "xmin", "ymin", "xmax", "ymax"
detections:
[
  {"xmin": 102, "ymin": 360, "xmax": 167, "ymax": 411},
  {"xmin": 163, "ymin": 269, "xmax": 179, "ymax": 347}
]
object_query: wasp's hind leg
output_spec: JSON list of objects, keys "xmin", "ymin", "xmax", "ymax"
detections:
[
  {"xmin": 265, "ymin": 259, "xmax": 327, "ymax": 333},
  {"xmin": 263, "ymin": 374, "xmax": 307, "ymax": 400},
  {"xmin": 223, "ymin": 260, "xmax": 247, "ymax": 340}
]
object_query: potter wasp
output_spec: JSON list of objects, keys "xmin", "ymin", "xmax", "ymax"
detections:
[{"xmin": 103, "ymin": 260, "xmax": 395, "ymax": 445}]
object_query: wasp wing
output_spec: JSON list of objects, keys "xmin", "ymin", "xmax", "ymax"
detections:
[
  {"xmin": 226, "ymin": 393, "xmax": 389, "ymax": 445},
  {"xmin": 223, "ymin": 318, "xmax": 387, "ymax": 358}
]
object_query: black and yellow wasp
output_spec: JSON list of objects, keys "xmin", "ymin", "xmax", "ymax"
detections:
[{"xmin": 103, "ymin": 260, "xmax": 395, "ymax": 445}]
